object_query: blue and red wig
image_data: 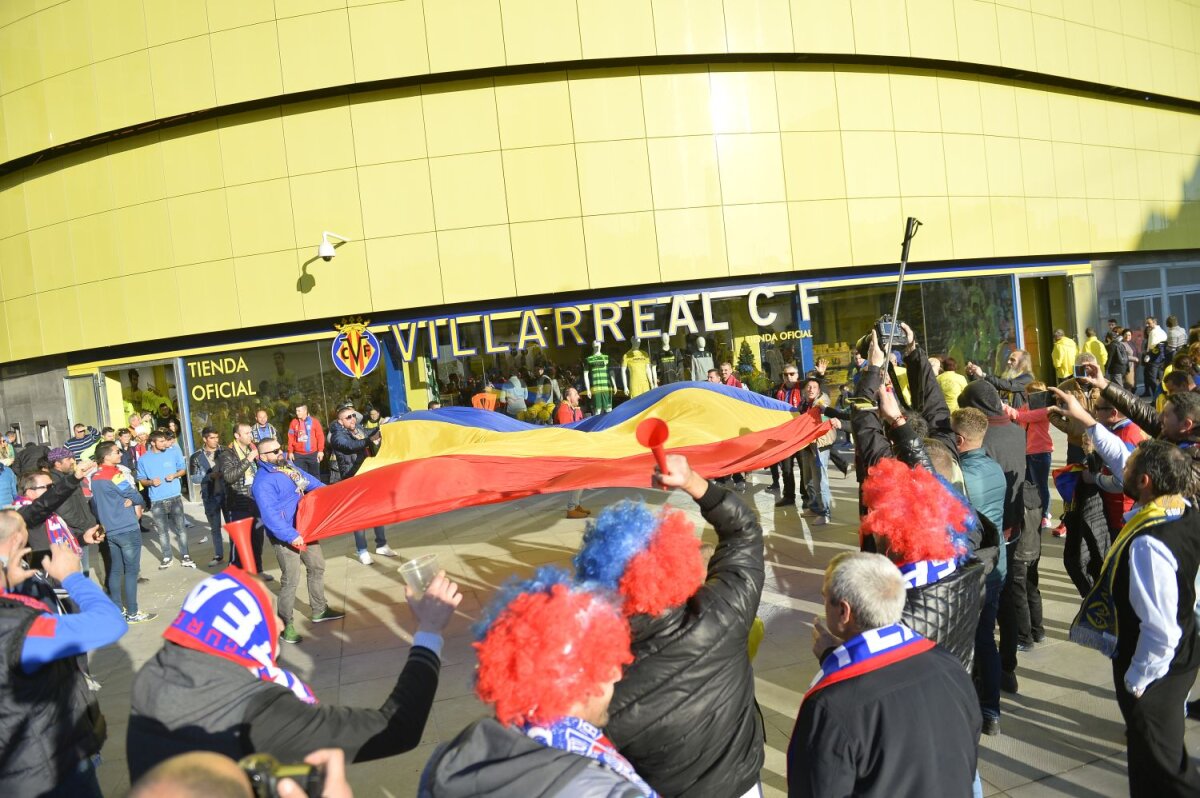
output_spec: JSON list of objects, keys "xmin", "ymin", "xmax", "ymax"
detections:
[
  {"xmin": 861, "ymin": 458, "xmax": 973, "ymax": 565},
  {"xmin": 573, "ymin": 500, "xmax": 705, "ymax": 617},
  {"xmin": 472, "ymin": 566, "xmax": 633, "ymax": 726}
]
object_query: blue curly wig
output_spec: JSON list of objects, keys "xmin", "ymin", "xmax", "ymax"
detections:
[
  {"xmin": 572, "ymin": 500, "xmax": 660, "ymax": 590},
  {"xmin": 933, "ymin": 473, "xmax": 975, "ymax": 564},
  {"xmin": 471, "ymin": 566, "xmax": 577, "ymax": 641}
]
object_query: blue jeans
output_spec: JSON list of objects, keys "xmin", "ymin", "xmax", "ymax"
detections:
[
  {"xmin": 354, "ymin": 527, "xmax": 387, "ymax": 554},
  {"xmin": 975, "ymin": 578, "xmax": 1003, "ymax": 720},
  {"xmin": 800, "ymin": 447, "xmax": 832, "ymax": 516},
  {"xmin": 204, "ymin": 500, "xmax": 226, "ymax": 559},
  {"xmin": 106, "ymin": 528, "xmax": 142, "ymax": 615},
  {"xmin": 1025, "ymin": 452, "xmax": 1052, "ymax": 520},
  {"xmin": 150, "ymin": 495, "xmax": 189, "ymax": 561}
]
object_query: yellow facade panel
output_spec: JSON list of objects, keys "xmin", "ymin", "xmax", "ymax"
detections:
[
  {"xmin": 1131, "ymin": 106, "xmax": 1160, "ymax": 152},
  {"xmin": 500, "ymin": 0, "xmax": 582, "ymax": 64},
  {"xmin": 640, "ymin": 67, "xmax": 713, "ymax": 138},
  {"xmin": 438, "ymin": 224, "xmax": 517, "ymax": 303},
  {"xmin": 575, "ymin": 139, "xmax": 653, "ymax": 216},
  {"xmin": 1123, "ymin": 38, "xmax": 1153, "ymax": 92},
  {"xmin": 301, "ymin": 240, "xmax": 371, "ymax": 320},
  {"xmin": 995, "ymin": 5, "xmax": 1037, "ymax": 72},
  {"xmin": 1047, "ymin": 93, "xmax": 1082, "ymax": 144},
  {"xmin": 898, "ymin": 195, "xmax": 953, "ymax": 261},
  {"xmin": 115, "ymin": 201, "xmax": 174, "ymax": 275},
  {"xmin": 776, "ymin": 68, "xmax": 840, "ymax": 132},
  {"xmin": 429, "ymin": 151, "xmax": 509, "ymax": 230},
  {"xmin": 952, "ymin": 0, "xmax": 1001, "ymax": 64},
  {"xmin": 226, "ymin": 179, "xmax": 297, "ymax": 257},
  {"xmin": 135, "ymin": 269, "xmax": 183, "ymax": 340},
  {"xmin": 1077, "ymin": 98, "xmax": 1109, "ymax": 148},
  {"xmin": 1156, "ymin": 111, "xmax": 1182, "ymax": 155},
  {"xmin": 28, "ymin": 223, "xmax": 75, "ymax": 292},
  {"xmin": 1149, "ymin": 43, "xmax": 1177, "ymax": 99},
  {"xmin": 276, "ymin": 0, "xmax": 345, "ymax": 18},
  {"xmin": 366, "ymin": 232, "xmax": 445, "ymax": 312},
  {"xmin": 234, "ymin": 251, "xmax": 304, "ymax": 322},
  {"xmin": 652, "ymin": 0, "xmax": 727, "ymax": 56},
  {"xmin": 358, "ymin": 160, "xmax": 436, "ymax": 238},
  {"xmin": 43, "ymin": 68, "xmax": 99, "ymax": 147},
  {"xmin": 510, "ymin": 218, "xmax": 590, "ymax": 295},
  {"xmin": 86, "ymin": 0, "xmax": 146, "ymax": 63},
  {"xmin": 723, "ymin": 0, "xmax": 793, "ymax": 52},
  {"xmin": 1095, "ymin": 30, "xmax": 1128, "ymax": 89},
  {"xmin": 568, "ymin": 68, "xmax": 646, "ymax": 143},
  {"xmin": 422, "ymin": 80, "xmax": 500, "ymax": 158},
  {"xmin": 978, "ymin": 81, "xmax": 1019, "ymax": 138},
  {"xmin": 277, "ymin": 10, "xmax": 354, "ymax": 94},
  {"xmin": 1136, "ymin": 149, "xmax": 1165, "ymax": 201},
  {"xmin": 21, "ymin": 162, "xmax": 67, "ymax": 229},
  {"xmin": 847, "ymin": 197, "xmax": 904, "ymax": 264},
  {"xmin": 423, "ymin": 0, "xmax": 506, "ymax": 73},
  {"xmin": 0, "ymin": 301, "xmax": 9, "ymax": 362},
  {"xmin": 175, "ymin": 259, "xmax": 240, "ymax": 332},
  {"xmin": 577, "ymin": 0, "xmax": 656, "ymax": 59},
  {"xmin": 282, "ymin": 98, "xmax": 357, "ymax": 176},
  {"xmin": 984, "ymin": 136, "xmax": 1024, "ymax": 197},
  {"xmin": 1020, "ymin": 138, "xmax": 1057, "ymax": 197},
  {"xmin": 1057, "ymin": 197, "xmax": 1091, "ymax": 252},
  {"xmin": 1031, "ymin": 14, "xmax": 1069, "ymax": 77},
  {"xmin": 1081, "ymin": 145, "xmax": 1114, "ymax": 199},
  {"xmin": 710, "ymin": 67, "xmax": 779, "ymax": 135},
  {"xmin": 37, "ymin": 286, "xmax": 81, "ymax": 356},
  {"xmin": 3, "ymin": 83, "xmax": 51, "ymax": 157},
  {"xmin": 1108, "ymin": 147, "xmax": 1140, "ymax": 200},
  {"xmin": 717, "ymin": 133, "xmax": 786, "ymax": 205},
  {"xmin": 1025, "ymin": 195, "xmax": 1062, "ymax": 254},
  {"xmin": 495, "ymin": 74, "xmax": 574, "ymax": 149},
  {"xmin": 143, "ymin": 0, "xmax": 207, "ymax": 46},
  {"xmin": 788, "ymin": 199, "xmax": 853, "ymax": 268},
  {"xmin": 219, "ymin": 109, "xmax": 289, "ymax": 186},
  {"xmin": 348, "ymin": 1, "xmax": 430, "ymax": 81},
  {"xmin": 835, "ymin": 69, "xmax": 893, "ymax": 132},
  {"xmin": 205, "ymin": 0, "xmax": 275, "ymax": 32},
  {"xmin": 94, "ymin": 50, "xmax": 155, "ymax": 134},
  {"xmin": 5, "ymin": 295, "xmax": 39, "ymax": 361},
  {"xmin": 648, "ymin": 135, "xmax": 722, "ymax": 209},
  {"xmin": 889, "ymin": 71, "xmax": 942, "ymax": 133},
  {"xmin": 990, "ymin": 196, "xmax": 1030, "ymax": 257},
  {"xmin": 840, "ymin": 131, "xmax": 900, "ymax": 199},
  {"xmin": 947, "ymin": 196, "xmax": 995, "ymax": 259},
  {"xmin": 210, "ymin": 22, "xmax": 284, "ymax": 106},
  {"xmin": 582, "ymin": 211, "xmax": 660, "ymax": 289},
  {"xmin": 906, "ymin": 0, "xmax": 959, "ymax": 61},
  {"xmin": 781, "ymin": 131, "xmax": 847, "ymax": 202},
  {"xmin": 789, "ymin": 0, "xmax": 854, "ymax": 53},
  {"xmin": 724, "ymin": 202, "xmax": 791, "ymax": 276},
  {"xmin": 0, "ymin": 11, "xmax": 43, "ymax": 92},
  {"xmin": 938, "ymin": 75, "xmax": 984, "ymax": 134},
  {"xmin": 289, "ymin": 167, "xmax": 365, "ymax": 246},
  {"xmin": 36, "ymin": 1, "xmax": 91, "ymax": 79},
  {"xmin": 61, "ymin": 149, "xmax": 114, "ymax": 220},
  {"xmin": 501, "ymin": 145, "xmax": 582, "ymax": 223},
  {"xmin": 1052, "ymin": 141, "xmax": 1086, "ymax": 198},
  {"xmin": 68, "ymin": 211, "xmax": 120, "ymax": 282},
  {"xmin": 894, "ymin": 132, "xmax": 947, "ymax": 197},
  {"xmin": 1086, "ymin": 198, "xmax": 1119, "ymax": 252},
  {"xmin": 851, "ymin": 0, "xmax": 910, "ymax": 57},
  {"xmin": 1063, "ymin": 22, "xmax": 1099, "ymax": 85},
  {"xmin": 655, "ymin": 206, "xmax": 729, "ymax": 282},
  {"xmin": 168, "ymin": 190, "xmax": 233, "ymax": 266},
  {"xmin": 349, "ymin": 89, "xmax": 427, "ymax": 166},
  {"xmin": 1014, "ymin": 85, "xmax": 1052, "ymax": 141},
  {"xmin": 0, "ymin": 233, "xmax": 34, "ymax": 300},
  {"xmin": 160, "ymin": 121, "xmax": 225, "ymax": 197},
  {"xmin": 0, "ymin": 179, "xmax": 28, "ymax": 240},
  {"xmin": 149, "ymin": 37, "xmax": 217, "ymax": 119}
]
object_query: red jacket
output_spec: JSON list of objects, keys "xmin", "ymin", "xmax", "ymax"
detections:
[
  {"xmin": 775, "ymin": 385, "xmax": 803, "ymax": 408},
  {"xmin": 722, "ymin": 375, "xmax": 744, "ymax": 389},
  {"xmin": 556, "ymin": 402, "xmax": 583, "ymax": 425},
  {"xmin": 287, "ymin": 416, "xmax": 325, "ymax": 455},
  {"xmin": 1101, "ymin": 419, "xmax": 1148, "ymax": 531},
  {"xmin": 1013, "ymin": 407, "xmax": 1053, "ymax": 455}
]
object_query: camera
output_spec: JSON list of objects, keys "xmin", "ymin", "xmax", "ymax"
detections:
[
  {"xmin": 239, "ymin": 754, "xmax": 325, "ymax": 798},
  {"xmin": 855, "ymin": 314, "xmax": 906, "ymax": 358},
  {"xmin": 1073, "ymin": 364, "xmax": 1088, "ymax": 379}
]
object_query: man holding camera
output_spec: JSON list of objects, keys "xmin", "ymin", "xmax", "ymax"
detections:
[{"xmin": 329, "ymin": 405, "xmax": 396, "ymax": 564}]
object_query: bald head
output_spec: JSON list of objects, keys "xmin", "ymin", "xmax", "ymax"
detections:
[
  {"xmin": 130, "ymin": 752, "xmax": 251, "ymax": 798},
  {"xmin": 0, "ymin": 509, "xmax": 27, "ymax": 546}
]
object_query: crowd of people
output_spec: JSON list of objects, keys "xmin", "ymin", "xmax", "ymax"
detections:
[{"xmin": 2, "ymin": 312, "xmax": 1200, "ymax": 797}]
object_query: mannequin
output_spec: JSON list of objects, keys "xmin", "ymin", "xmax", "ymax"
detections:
[
  {"xmin": 583, "ymin": 341, "xmax": 612, "ymax": 414},
  {"xmin": 655, "ymin": 334, "xmax": 678, "ymax": 385},
  {"xmin": 621, "ymin": 337, "xmax": 655, "ymax": 397},
  {"xmin": 689, "ymin": 336, "xmax": 715, "ymax": 381}
]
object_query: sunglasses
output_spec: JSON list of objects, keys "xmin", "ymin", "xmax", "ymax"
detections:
[
  {"xmin": 27, "ymin": 484, "xmax": 50, "ymax": 492},
  {"xmin": 259, "ymin": 448, "xmax": 282, "ymax": 455}
]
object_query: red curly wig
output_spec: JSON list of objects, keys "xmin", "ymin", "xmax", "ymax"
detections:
[
  {"xmin": 474, "ymin": 583, "xmax": 633, "ymax": 726},
  {"xmin": 618, "ymin": 508, "xmax": 705, "ymax": 617},
  {"xmin": 861, "ymin": 457, "xmax": 967, "ymax": 565}
]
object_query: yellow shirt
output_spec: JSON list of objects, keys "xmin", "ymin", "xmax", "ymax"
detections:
[
  {"xmin": 623, "ymin": 349, "xmax": 652, "ymax": 397},
  {"xmin": 937, "ymin": 371, "xmax": 968, "ymax": 412},
  {"xmin": 1051, "ymin": 338, "xmax": 1078, "ymax": 379},
  {"xmin": 1083, "ymin": 336, "xmax": 1108, "ymax": 370}
]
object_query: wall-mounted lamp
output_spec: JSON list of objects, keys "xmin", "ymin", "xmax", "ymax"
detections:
[{"xmin": 318, "ymin": 231, "xmax": 349, "ymax": 262}]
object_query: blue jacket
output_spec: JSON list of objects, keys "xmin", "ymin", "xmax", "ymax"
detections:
[
  {"xmin": 251, "ymin": 461, "xmax": 323, "ymax": 545},
  {"xmin": 329, "ymin": 425, "xmax": 375, "ymax": 478},
  {"xmin": 90, "ymin": 466, "xmax": 144, "ymax": 534},
  {"xmin": 0, "ymin": 464, "xmax": 16, "ymax": 507},
  {"xmin": 959, "ymin": 448, "xmax": 1008, "ymax": 583}
]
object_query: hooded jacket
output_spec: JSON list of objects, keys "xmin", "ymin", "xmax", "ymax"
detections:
[
  {"xmin": 958, "ymin": 381, "xmax": 1027, "ymax": 536},
  {"xmin": 603, "ymin": 483, "xmax": 765, "ymax": 798},
  {"xmin": 419, "ymin": 718, "xmax": 646, "ymax": 798}
]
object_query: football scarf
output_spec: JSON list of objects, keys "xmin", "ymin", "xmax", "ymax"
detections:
[
  {"xmin": 11, "ymin": 495, "xmax": 81, "ymax": 555},
  {"xmin": 163, "ymin": 567, "xmax": 317, "ymax": 704},
  {"xmin": 524, "ymin": 716, "xmax": 657, "ymax": 797},
  {"xmin": 897, "ymin": 558, "xmax": 957, "ymax": 589},
  {"xmin": 804, "ymin": 623, "xmax": 934, "ymax": 701},
  {"xmin": 1070, "ymin": 494, "xmax": 1187, "ymax": 658}
]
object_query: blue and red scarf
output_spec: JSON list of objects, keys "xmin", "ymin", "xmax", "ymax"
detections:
[
  {"xmin": 11, "ymin": 495, "xmax": 81, "ymax": 555},
  {"xmin": 804, "ymin": 623, "xmax": 934, "ymax": 701},
  {"xmin": 897, "ymin": 559, "xmax": 956, "ymax": 589},
  {"xmin": 524, "ymin": 716, "xmax": 657, "ymax": 797},
  {"xmin": 163, "ymin": 567, "xmax": 316, "ymax": 703}
]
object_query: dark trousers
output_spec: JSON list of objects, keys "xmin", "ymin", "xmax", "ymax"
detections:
[
  {"xmin": 1144, "ymin": 361, "xmax": 1163, "ymax": 397},
  {"xmin": 292, "ymin": 452, "xmax": 320, "ymax": 476},
  {"xmin": 1003, "ymin": 557, "xmax": 1044, "ymax": 658},
  {"xmin": 1065, "ymin": 520, "xmax": 1112, "ymax": 598},
  {"xmin": 975, "ymin": 578, "xmax": 1003, "ymax": 720},
  {"xmin": 997, "ymin": 545, "xmax": 1020, "ymax": 674},
  {"xmin": 1025, "ymin": 452, "xmax": 1052, "ymax": 521},
  {"xmin": 1113, "ymin": 664, "xmax": 1200, "ymax": 796},
  {"xmin": 228, "ymin": 507, "xmax": 266, "ymax": 573},
  {"xmin": 777, "ymin": 455, "xmax": 797, "ymax": 499}
]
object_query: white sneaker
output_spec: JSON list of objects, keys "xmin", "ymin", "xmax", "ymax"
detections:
[
  {"xmin": 375, "ymin": 546, "xmax": 398, "ymax": 558},
  {"xmin": 208, "ymin": 556, "xmax": 223, "ymax": 567},
  {"xmin": 158, "ymin": 558, "xmax": 172, "ymax": 570},
  {"xmin": 197, "ymin": 535, "xmax": 209, "ymax": 544},
  {"xmin": 810, "ymin": 515, "xmax": 831, "ymax": 526},
  {"xmin": 357, "ymin": 550, "xmax": 373, "ymax": 565},
  {"xmin": 181, "ymin": 556, "xmax": 197, "ymax": 569}
]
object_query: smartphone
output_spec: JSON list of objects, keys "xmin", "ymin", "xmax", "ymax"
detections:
[
  {"xmin": 1026, "ymin": 390, "xmax": 1050, "ymax": 410},
  {"xmin": 1073, "ymin": 364, "xmax": 1087, "ymax": 379}
]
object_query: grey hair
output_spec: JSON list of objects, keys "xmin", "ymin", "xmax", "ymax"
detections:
[{"xmin": 824, "ymin": 552, "xmax": 906, "ymax": 630}]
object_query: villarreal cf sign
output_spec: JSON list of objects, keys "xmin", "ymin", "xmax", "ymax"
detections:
[{"xmin": 332, "ymin": 319, "xmax": 382, "ymax": 378}]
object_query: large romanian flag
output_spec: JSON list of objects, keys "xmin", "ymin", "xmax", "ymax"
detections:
[{"xmin": 296, "ymin": 382, "xmax": 829, "ymax": 541}]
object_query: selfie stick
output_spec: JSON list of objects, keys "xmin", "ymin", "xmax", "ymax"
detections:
[{"xmin": 882, "ymin": 217, "xmax": 923, "ymax": 352}]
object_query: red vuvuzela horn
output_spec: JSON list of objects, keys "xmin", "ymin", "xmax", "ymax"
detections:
[
  {"xmin": 225, "ymin": 517, "xmax": 257, "ymax": 574},
  {"xmin": 636, "ymin": 417, "xmax": 671, "ymax": 473}
]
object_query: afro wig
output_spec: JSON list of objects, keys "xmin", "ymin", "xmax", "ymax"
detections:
[
  {"xmin": 861, "ymin": 458, "xmax": 972, "ymax": 565},
  {"xmin": 574, "ymin": 501, "xmax": 704, "ymax": 617},
  {"xmin": 473, "ymin": 566, "xmax": 633, "ymax": 726}
]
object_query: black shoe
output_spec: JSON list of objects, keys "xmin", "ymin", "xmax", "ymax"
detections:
[
  {"xmin": 1000, "ymin": 670, "xmax": 1019, "ymax": 694},
  {"xmin": 1017, "ymin": 639, "xmax": 1035, "ymax": 652},
  {"xmin": 1187, "ymin": 700, "xmax": 1200, "ymax": 720},
  {"xmin": 774, "ymin": 496, "xmax": 795, "ymax": 508},
  {"xmin": 137, "ymin": 577, "xmax": 149, "ymax": 584},
  {"xmin": 1032, "ymin": 631, "xmax": 1046, "ymax": 643},
  {"xmin": 982, "ymin": 717, "xmax": 1001, "ymax": 736}
]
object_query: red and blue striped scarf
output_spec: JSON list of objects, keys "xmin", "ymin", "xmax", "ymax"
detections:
[{"xmin": 11, "ymin": 495, "xmax": 80, "ymax": 555}]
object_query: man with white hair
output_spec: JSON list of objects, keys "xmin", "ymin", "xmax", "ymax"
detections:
[{"xmin": 787, "ymin": 552, "xmax": 981, "ymax": 797}]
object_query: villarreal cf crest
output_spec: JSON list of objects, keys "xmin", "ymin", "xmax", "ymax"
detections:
[{"xmin": 332, "ymin": 319, "xmax": 382, "ymax": 378}]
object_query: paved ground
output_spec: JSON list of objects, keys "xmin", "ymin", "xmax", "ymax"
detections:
[{"xmin": 90, "ymin": 439, "xmax": 1198, "ymax": 796}]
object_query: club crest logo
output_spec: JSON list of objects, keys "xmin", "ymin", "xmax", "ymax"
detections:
[{"xmin": 332, "ymin": 319, "xmax": 381, "ymax": 378}]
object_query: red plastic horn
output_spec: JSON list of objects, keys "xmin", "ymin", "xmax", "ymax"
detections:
[
  {"xmin": 225, "ymin": 517, "xmax": 257, "ymax": 574},
  {"xmin": 636, "ymin": 417, "xmax": 671, "ymax": 473}
]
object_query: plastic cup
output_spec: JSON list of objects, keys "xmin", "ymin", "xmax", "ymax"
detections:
[{"xmin": 399, "ymin": 554, "xmax": 440, "ymax": 596}]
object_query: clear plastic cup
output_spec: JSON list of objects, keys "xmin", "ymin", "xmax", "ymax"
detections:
[{"xmin": 398, "ymin": 553, "xmax": 440, "ymax": 596}]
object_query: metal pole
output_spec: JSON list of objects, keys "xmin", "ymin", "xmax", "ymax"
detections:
[{"xmin": 882, "ymin": 217, "xmax": 922, "ymax": 352}]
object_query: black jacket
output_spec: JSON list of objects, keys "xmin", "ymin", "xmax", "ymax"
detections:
[
  {"xmin": 1101, "ymin": 381, "xmax": 1200, "ymax": 499},
  {"xmin": 420, "ymin": 718, "xmax": 646, "ymax": 798},
  {"xmin": 983, "ymin": 371, "xmax": 1033, "ymax": 409},
  {"xmin": 605, "ymin": 483, "xmax": 765, "ymax": 798},
  {"xmin": 17, "ymin": 471, "xmax": 87, "ymax": 551},
  {"xmin": 47, "ymin": 468, "xmax": 96, "ymax": 536},
  {"xmin": 787, "ymin": 644, "xmax": 981, "ymax": 797},
  {"xmin": 1106, "ymin": 340, "xmax": 1130, "ymax": 377},
  {"xmin": 216, "ymin": 446, "xmax": 257, "ymax": 516},
  {"xmin": 329, "ymin": 424, "xmax": 378, "ymax": 478},
  {"xmin": 902, "ymin": 561, "xmax": 986, "ymax": 670},
  {"xmin": 127, "ymin": 641, "xmax": 440, "ymax": 782},
  {"xmin": 958, "ymin": 381, "xmax": 1028, "ymax": 535}
]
